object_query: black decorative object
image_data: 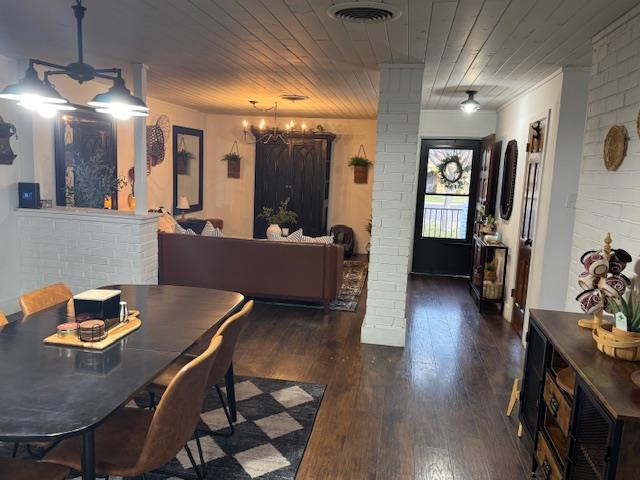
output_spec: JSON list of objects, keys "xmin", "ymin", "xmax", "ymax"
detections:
[
  {"xmin": 146, "ymin": 114, "xmax": 170, "ymax": 172},
  {"xmin": 500, "ymin": 140, "xmax": 518, "ymax": 220},
  {"xmin": 173, "ymin": 126, "xmax": 203, "ymax": 215},
  {"xmin": 0, "ymin": 116, "xmax": 17, "ymax": 165},
  {"xmin": 18, "ymin": 182, "xmax": 40, "ymax": 209},
  {"xmin": 54, "ymin": 107, "xmax": 118, "ymax": 208}
]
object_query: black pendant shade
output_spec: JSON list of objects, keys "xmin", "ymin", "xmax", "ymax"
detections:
[
  {"xmin": 88, "ymin": 76, "xmax": 148, "ymax": 112},
  {"xmin": 0, "ymin": 64, "xmax": 67, "ymax": 104}
]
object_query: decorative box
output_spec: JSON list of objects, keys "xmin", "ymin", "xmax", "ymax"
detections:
[{"xmin": 73, "ymin": 289, "xmax": 121, "ymax": 320}]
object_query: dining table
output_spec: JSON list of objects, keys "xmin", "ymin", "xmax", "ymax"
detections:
[{"xmin": 0, "ymin": 284, "xmax": 244, "ymax": 480}]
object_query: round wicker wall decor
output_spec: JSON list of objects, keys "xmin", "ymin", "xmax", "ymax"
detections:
[{"xmin": 603, "ymin": 125, "xmax": 628, "ymax": 171}]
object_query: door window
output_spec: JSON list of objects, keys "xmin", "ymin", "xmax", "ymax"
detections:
[{"xmin": 422, "ymin": 148, "xmax": 474, "ymax": 240}]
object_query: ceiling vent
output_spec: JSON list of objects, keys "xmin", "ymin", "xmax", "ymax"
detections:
[{"xmin": 327, "ymin": 2, "xmax": 401, "ymax": 24}]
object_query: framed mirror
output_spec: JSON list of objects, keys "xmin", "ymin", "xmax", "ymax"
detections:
[
  {"xmin": 173, "ymin": 126, "xmax": 203, "ymax": 215},
  {"xmin": 500, "ymin": 140, "xmax": 518, "ymax": 220},
  {"xmin": 54, "ymin": 107, "xmax": 118, "ymax": 208}
]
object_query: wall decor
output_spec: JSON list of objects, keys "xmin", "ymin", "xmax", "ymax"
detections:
[
  {"xmin": 604, "ymin": 125, "xmax": 628, "ymax": 171},
  {"xmin": 0, "ymin": 116, "xmax": 17, "ymax": 165},
  {"xmin": 173, "ymin": 126, "xmax": 203, "ymax": 215},
  {"xmin": 222, "ymin": 140, "xmax": 241, "ymax": 178},
  {"xmin": 146, "ymin": 114, "xmax": 170, "ymax": 173},
  {"xmin": 54, "ymin": 107, "xmax": 118, "ymax": 208},
  {"xmin": 349, "ymin": 144, "xmax": 373, "ymax": 184},
  {"xmin": 499, "ymin": 140, "xmax": 518, "ymax": 220}
]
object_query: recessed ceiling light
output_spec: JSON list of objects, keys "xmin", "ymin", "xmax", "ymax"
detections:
[
  {"xmin": 327, "ymin": 2, "xmax": 401, "ymax": 24},
  {"xmin": 280, "ymin": 94, "xmax": 309, "ymax": 102}
]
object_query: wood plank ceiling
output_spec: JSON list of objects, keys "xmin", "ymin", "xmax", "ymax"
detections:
[{"xmin": 0, "ymin": 0, "xmax": 638, "ymax": 119}]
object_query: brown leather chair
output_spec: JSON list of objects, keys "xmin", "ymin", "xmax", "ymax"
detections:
[
  {"xmin": 148, "ymin": 300, "xmax": 254, "ymax": 435},
  {"xmin": 0, "ymin": 311, "xmax": 7, "ymax": 326},
  {"xmin": 44, "ymin": 336, "xmax": 223, "ymax": 479},
  {"xmin": 19, "ymin": 283, "xmax": 72, "ymax": 316},
  {"xmin": 0, "ymin": 458, "xmax": 69, "ymax": 480}
]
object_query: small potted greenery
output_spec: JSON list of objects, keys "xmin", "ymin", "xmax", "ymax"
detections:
[
  {"xmin": 480, "ymin": 214, "xmax": 497, "ymax": 234},
  {"xmin": 349, "ymin": 155, "xmax": 373, "ymax": 184},
  {"xmin": 258, "ymin": 198, "xmax": 299, "ymax": 239},
  {"xmin": 613, "ymin": 294, "xmax": 640, "ymax": 339},
  {"xmin": 222, "ymin": 151, "xmax": 241, "ymax": 178},
  {"xmin": 176, "ymin": 149, "xmax": 194, "ymax": 175}
]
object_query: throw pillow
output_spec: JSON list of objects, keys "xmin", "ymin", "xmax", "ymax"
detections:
[
  {"xmin": 286, "ymin": 228, "xmax": 304, "ymax": 242},
  {"xmin": 185, "ymin": 228, "xmax": 197, "ymax": 235},
  {"xmin": 174, "ymin": 223, "xmax": 187, "ymax": 234},
  {"xmin": 302, "ymin": 234, "xmax": 334, "ymax": 244},
  {"xmin": 158, "ymin": 212, "xmax": 177, "ymax": 233},
  {"xmin": 201, "ymin": 221, "xmax": 224, "ymax": 238}
]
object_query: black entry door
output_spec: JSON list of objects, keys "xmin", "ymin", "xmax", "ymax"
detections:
[{"xmin": 412, "ymin": 139, "xmax": 481, "ymax": 276}]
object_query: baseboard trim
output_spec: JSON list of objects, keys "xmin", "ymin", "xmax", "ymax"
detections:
[{"xmin": 360, "ymin": 323, "xmax": 406, "ymax": 347}]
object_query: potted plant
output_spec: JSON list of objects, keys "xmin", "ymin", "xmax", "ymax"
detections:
[
  {"xmin": 258, "ymin": 198, "xmax": 299, "ymax": 239},
  {"xmin": 612, "ymin": 294, "xmax": 640, "ymax": 339},
  {"xmin": 480, "ymin": 214, "xmax": 497, "ymax": 234},
  {"xmin": 176, "ymin": 149, "xmax": 194, "ymax": 175},
  {"xmin": 222, "ymin": 151, "xmax": 241, "ymax": 178},
  {"xmin": 349, "ymin": 155, "xmax": 373, "ymax": 184}
]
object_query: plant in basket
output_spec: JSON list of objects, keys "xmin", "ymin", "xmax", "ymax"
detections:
[
  {"xmin": 612, "ymin": 294, "xmax": 640, "ymax": 338},
  {"xmin": 349, "ymin": 144, "xmax": 373, "ymax": 184}
]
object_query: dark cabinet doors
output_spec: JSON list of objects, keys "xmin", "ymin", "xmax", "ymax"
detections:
[
  {"xmin": 520, "ymin": 321, "xmax": 550, "ymax": 441},
  {"xmin": 253, "ymin": 133, "xmax": 334, "ymax": 238}
]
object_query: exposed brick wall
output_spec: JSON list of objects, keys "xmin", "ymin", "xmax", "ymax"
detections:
[
  {"xmin": 361, "ymin": 64, "xmax": 424, "ymax": 347},
  {"xmin": 17, "ymin": 209, "xmax": 159, "ymax": 296},
  {"xmin": 566, "ymin": 9, "xmax": 640, "ymax": 308}
]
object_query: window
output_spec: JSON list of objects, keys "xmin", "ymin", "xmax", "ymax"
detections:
[{"xmin": 422, "ymin": 148, "xmax": 473, "ymax": 239}]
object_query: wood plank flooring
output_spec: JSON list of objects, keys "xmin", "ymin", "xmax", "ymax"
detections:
[{"xmin": 233, "ymin": 275, "xmax": 532, "ymax": 479}]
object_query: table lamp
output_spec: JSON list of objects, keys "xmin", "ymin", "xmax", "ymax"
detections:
[{"xmin": 177, "ymin": 196, "xmax": 189, "ymax": 220}]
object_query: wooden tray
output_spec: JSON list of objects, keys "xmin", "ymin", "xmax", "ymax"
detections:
[{"xmin": 44, "ymin": 316, "xmax": 141, "ymax": 350}]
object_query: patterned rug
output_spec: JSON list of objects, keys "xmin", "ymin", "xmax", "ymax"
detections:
[
  {"xmin": 330, "ymin": 259, "xmax": 368, "ymax": 311},
  {"xmin": 1, "ymin": 377, "xmax": 325, "ymax": 480}
]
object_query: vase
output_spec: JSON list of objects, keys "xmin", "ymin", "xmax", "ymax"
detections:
[{"xmin": 266, "ymin": 223, "xmax": 282, "ymax": 239}]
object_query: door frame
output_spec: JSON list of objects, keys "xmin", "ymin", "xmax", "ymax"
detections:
[{"xmin": 411, "ymin": 138, "xmax": 482, "ymax": 276}]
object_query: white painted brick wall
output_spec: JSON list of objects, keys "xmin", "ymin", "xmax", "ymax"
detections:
[
  {"xmin": 17, "ymin": 208, "xmax": 159, "ymax": 297},
  {"xmin": 361, "ymin": 64, "xmax": 424, "ymax": 347},
  {"xmin": 566, "ymin": 10, "xmax": 640, "ymax": 308}
]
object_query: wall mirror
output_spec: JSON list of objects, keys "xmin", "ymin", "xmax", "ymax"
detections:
[
  {"xmin": 172, "ymin": 126, "xmax": 203, "ymax": 215},
  {"xmin": 54, "ymin": 107, "xmax": 118, "ymax": 208},
  {"xmin": 500, "ymin": 140, "xmax": 518, "ymax": 220}
]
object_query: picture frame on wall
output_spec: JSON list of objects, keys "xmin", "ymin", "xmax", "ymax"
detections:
[
  {"xmin": 173, "ymin": 126, "xmax": 204, "ymax": 215},
  {"xmin": 54, "ymin": 107, "xmax": 118, "ymax": 209}
]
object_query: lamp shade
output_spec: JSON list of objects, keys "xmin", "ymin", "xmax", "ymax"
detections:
[
  {"xmin": 0, "ymin": 64, "xmax": 68, "ymax": 104},
  {"xmin": 88, "ymin": 76, "xmax": 148, "ymax": 111},
  {"xmin": 177, "ymin": 196, "xmax": 190, "ymax": 210}
]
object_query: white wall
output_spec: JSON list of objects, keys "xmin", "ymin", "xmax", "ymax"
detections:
[
  {"xmin": 204, "ymin": 114, "xmax": 375, "ymax": 253},
  {"xmin": 567, "ymin": 8, "xmax": 640, "ymax": 309},
  {"xmin": 496, "ymin": 68, "xmax": 589, "ymax": 335},
  {"xmin": 420, "ymin": 109, "xmax": 497, "ymax": 139}
]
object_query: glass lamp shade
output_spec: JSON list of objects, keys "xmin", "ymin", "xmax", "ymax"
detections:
[
  {"xmin": 88, "ymin": 76, "xmax": 149, "ymax": 117},
  {"xmin": 460, "ymin": 90, "xmax": 480, "ymax": 113},
  {"xmin": 177, "ymin": 196, "xmax": 190, "ymax": 210},
  {"xmin": 0, "ymin": 65, "xmax": 68, "ymax": 105}
]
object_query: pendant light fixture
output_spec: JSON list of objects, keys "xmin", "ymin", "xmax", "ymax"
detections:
[
  {"xmin": 0, "ymin": 0, "xmax": 148, "ymax": 120},
  {"xmin": 460, "ymin": 90, "xmax": 480, "ymax": 114}
]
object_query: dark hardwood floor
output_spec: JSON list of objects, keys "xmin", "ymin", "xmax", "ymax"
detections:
[{"xmin": 234, "ymin": 275, "xmax": 531, "ymax": 479}]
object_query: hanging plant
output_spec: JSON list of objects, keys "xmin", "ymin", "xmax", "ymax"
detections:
[
  {"xmin": 349, "ymin": 144, "xmax": 373, "ymax": 184},
  {"xmin": 437, "ymin": 154, "xmax": 471, "ymax": 190},
  {"xmin": 222, "ymin": 140, "xmax": 241, "ymax": 178}
]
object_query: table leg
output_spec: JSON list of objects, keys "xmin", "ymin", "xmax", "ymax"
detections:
[
  {"xmin": 224, "ymin": 363, "xmax": 237, "ymax": 422},
  {"xmin": 81, "ymin": 430, "xmax": 96, "ymax": 480}
]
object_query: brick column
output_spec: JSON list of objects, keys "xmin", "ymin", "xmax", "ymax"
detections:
[{"xmin": 361, "ymin": 64, "xmax": 424, "ymax": 347}]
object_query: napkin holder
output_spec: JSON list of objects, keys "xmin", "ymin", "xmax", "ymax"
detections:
[{"xmin": 73, "ymin": 289, "xmax": 121, "ymax": 320}]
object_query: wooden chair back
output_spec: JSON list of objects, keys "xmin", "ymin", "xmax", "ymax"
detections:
[
  {"xmin": 207, "ymin": 300, "xmax": 253, "ymax": 387},
  {"xmin": 19, "ymin": 283, "xmax": 72, "ymax": 316},
  {"xmin": 0, "ymin": 311, "xmax": 7, "ymax": 326},
  {"xmin": 136, "ymin": 335, "xmax": 222, "ymax": 472}
]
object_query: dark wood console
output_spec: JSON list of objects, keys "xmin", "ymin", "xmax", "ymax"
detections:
[{"xmin": 521, "ymin": 309, "xmax": 640, "ymax": 479}]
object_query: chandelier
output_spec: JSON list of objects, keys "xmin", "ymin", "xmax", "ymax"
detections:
[
  {"xmin": 0, "ymin": 0, "xmax": 148, "ymax": 120},
  {"xmin": 242, "ymin": 99, "xmax": 307, "ymax": 144}
]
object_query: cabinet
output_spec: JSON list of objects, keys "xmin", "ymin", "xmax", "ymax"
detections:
[
  {"xmin": 253, "ymin": 131, "xmax": 335, "ymax": 238},
  {"xmin": 520, "ymin": 310, "xmax": 640, "ymax": 479},
  {"xmin": 469, "ymin": 235, "xmax": 507, "ymax": 312}
]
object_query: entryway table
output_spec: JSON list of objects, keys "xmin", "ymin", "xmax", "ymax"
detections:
[{"xmin": 0, "ymin": 284, "xmax": 244, "ymax": 480}]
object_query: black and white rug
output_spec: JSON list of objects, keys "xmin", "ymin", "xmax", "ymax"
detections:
[{"xmin": 1, "ymin": 377, "xmax": 325, "ymax": 480}]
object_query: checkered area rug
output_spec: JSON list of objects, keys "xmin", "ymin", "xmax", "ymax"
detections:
[{"xmin": 0, "ymin": 377, "xmax": 325, "ymax": 480}]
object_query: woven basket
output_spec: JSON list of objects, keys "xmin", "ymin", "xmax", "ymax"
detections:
[
  {"xmin": 592, "ymin": 323, "xmax": 640, "ymax": 361},
  {"xmin": 354, "ymin": 165, "xmax": 368, "ymax": 184}
]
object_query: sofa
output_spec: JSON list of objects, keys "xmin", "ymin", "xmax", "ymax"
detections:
[{"xmin": 158, "ymin": 232, "xmax": 344, "ymax": 309}]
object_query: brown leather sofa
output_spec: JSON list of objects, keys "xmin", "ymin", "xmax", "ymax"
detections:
[{"xmin": 158, "ymin": 233, "xmax": 344, "ymax": 309}]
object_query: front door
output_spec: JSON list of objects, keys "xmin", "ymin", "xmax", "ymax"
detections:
[
  {"xmin": 412, "ymin": 139, "xmax": 481, "ymax": 275},
  {"xmin": 512, "ymin": 119, "xmax": 546, "ymax": 335}
]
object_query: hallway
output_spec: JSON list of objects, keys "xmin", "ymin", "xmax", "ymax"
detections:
[{"xmin": 234, "ymin": 275, "xmax": 531, "ymax": 479}]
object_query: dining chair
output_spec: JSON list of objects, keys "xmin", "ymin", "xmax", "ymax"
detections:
[
  {"xmin": 148, "ymin": 300, "xmax": 253, "ymax": 436},
  {"xmin": 43, "ymin": 335, "xmax": 223, "ymax": 480},
  {"xmin": 19, "ymin": 283, "xmax": 72, "ymax": 316},
  {"xmin": 0, "ymin": 311, "xmax": 8, "ymax": 326},
  {"xmin": 0, "ymin": 458, "xmax": 69, "ymax": 480}
]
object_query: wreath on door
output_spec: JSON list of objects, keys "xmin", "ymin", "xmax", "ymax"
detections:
[{"xmin": 437, "ymin": 154, "xmax": 470, "ymax": 190}]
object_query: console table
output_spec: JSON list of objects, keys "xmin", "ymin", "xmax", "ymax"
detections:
[{"xmin": 520, "ymin": 309, "xmax": 640, "ymax": 479}]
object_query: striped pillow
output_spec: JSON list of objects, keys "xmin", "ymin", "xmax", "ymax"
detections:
[
  {"xmin": 174, "ymin": 223, "xmax": 187, "ymax": 234},
  {"xmin": 286, "ymin": 228, "xmax": 304, "ymax": 242},
  {"xmin": 201, "ymin": 221, "xmax": 224, "ymax": 237},
  {"xmin": 301, "ymin": 234, "xmax": 334, "ymax": 244}
]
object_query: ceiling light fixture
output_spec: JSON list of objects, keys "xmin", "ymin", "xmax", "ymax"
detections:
[
  {"xmin": 460, "ymin": 90, "xmax": 480, "ymax": 114},
  {"xmin": 242, "ymin": 99, "xmax": 308, "ymax": 144},
  {"xmin": 0, "ymin": 0, "xmax": 148, "ymax": 120}
]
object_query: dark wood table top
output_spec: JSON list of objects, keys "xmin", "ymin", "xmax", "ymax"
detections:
[
  {"xmin": 530, "ymin": 309, "xmax": 640, "ymax": 421},
  {"xmin": 0, "ymin": 284, "xmax": 244, "ymax": 441}
]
